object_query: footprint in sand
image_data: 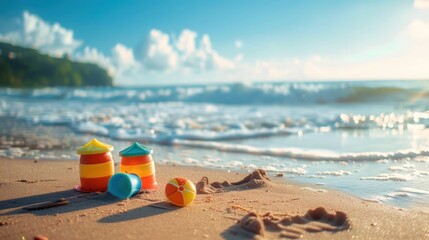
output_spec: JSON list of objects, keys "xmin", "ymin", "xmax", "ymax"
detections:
[
  {"xmin": 196, "ymin": 169, "xmax": 271, "ymax": 194},
  {"xmin": 229, "ymin": 207, "xmax": 350, "ymax": 239}
]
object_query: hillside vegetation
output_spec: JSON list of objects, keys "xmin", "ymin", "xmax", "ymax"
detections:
[{"xmin": 0, "ymin": 42, "xmax": 113, "ymax": 88}]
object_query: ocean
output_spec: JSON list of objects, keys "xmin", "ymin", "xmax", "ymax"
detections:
[{"xmin": 1, "ymin": 80, "xmax": 428, "ymax": 209}]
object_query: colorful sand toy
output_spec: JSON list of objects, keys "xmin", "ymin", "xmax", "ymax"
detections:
[
  {"xmin": 119, "ymin": 142, "xmax": 158, "ymax": 191},
  {"xmin": 108, "ymin": 173, "xmax": 142, "ymax": 199},
  {"xmin": 165, "ymin": 177, "xmax": 196, "ymax": 207},
  {"xmin": 75, "ymin": 138, "xmax": 114, "ymax": 192}
]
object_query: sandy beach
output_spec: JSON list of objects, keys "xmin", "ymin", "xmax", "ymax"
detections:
[
  {"xmin": 0, "ymin": 157, "xmax": 428, "ymax": 240},
  {"xmin": 2, "ymin": 1, "xmax": 429, "ymax": 239}
]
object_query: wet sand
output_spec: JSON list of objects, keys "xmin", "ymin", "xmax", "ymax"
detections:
[{"xmin": 0, "ymin": 157, "xmax": 428, "ymax": 239}]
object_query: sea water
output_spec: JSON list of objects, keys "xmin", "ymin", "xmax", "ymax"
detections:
[{"xmin": 0, "ymin": 80, "xmax": 428, "ymax": 209}]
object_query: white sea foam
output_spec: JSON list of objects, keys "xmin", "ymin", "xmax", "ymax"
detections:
[
  {"xmin": 360, "ymin": 173, "xmax": 412, "ymax": 182},
  {"xmin": 172, "ymin": 139, "xmax": 429, "ymax": 161},
  {"xmin": 362, "ymin": 195, "xmax": 391, "ymax": 203},
  {"xmin": 2, "ymin": 85, "xmax": 429, "ymax": 165},
  {"xmin": 307, "ymin": 175, "xmax": 327, "ymax": 179},
  {"xmin": 377, "ymin": 159, "xmax": 389, "ymax": 163},
  {"xmin": 388, "ymin": 163, "xmax": 415, "ymax": 171},
  {"xmin": 365, "ymin": 187, "xmax": 429, "ymax": 206},
  {"xmin": 400, "ymin": 187, "xmax": 429, "ymax": 195},
  {"xmin": 364, "ymin": 192, "xmax": 412, "ymax": 204},
  {"xmin": 183, "ymin": 157, "xmax": 199, "ymax": 164},
  {"xmin": 417, "ymin": 171, "xmax": 429, "ymax": 176},
  {"xmin": 301, "ymin": 187, "xmax": 327, "ymax": 193},
  {"xmin": 316, "ymin": 170, "xmax": 352, "ymax": 176},
  {"xmin": 74, "ymin": 122, "xmax": 109, "ymax": 135},
  {"xmin": 281, "ymin": 167, "xmax": 307, "ymax": 175},
  {"xmin": 386, "ymin": 192, "xmax": 412, "ymax": 198},
  {"xmin": 388, "ymin": 166, "xmax": 408, "ymax": 171},
  {"xmin": 225, "ymin": 161, "xmax": 243, "ymax": 168}
]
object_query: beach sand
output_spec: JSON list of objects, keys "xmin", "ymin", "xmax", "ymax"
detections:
[{"xmin": 0, "ymin": 158, "xmax": 428, "ymax": 240}]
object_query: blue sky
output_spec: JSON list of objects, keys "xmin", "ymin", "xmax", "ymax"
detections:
[{"xmin": 1, "ymin": 0, "xmax": 429, "ymax": 85}]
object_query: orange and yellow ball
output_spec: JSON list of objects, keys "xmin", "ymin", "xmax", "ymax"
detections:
[{"xmin": 165, "ymin": 177, "xmax": 196, "ymax": 207}]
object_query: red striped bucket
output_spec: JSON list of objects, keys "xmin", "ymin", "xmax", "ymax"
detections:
[{"xmin": 75, "ymin": 139, "xmax": 114, "ymax": 192}]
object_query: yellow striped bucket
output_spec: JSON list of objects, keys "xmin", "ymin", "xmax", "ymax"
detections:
[
  {"xmin": 119, "ymin": 142, "xmax": 157, "ymax": 191},
  {"xmin": 75, "ymin": 138, "xmax": 114, "ymax": 192}
]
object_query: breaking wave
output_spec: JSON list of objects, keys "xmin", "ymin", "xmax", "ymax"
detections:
[{"xmin": 1, "ymin": 81, "xmax": 428, "ymax": 105}]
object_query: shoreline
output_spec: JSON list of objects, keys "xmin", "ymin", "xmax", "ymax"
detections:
[
  {"xmin": 1, "ymin": 157, "xmax": 428, "ymax": 239},
  {"xmin": 1, "ymin": 114, "xmax": 429, "ymax": 210}
]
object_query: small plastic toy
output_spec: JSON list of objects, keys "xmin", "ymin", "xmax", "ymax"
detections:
[
  {"xmin": 108, "ymin": 173, "xmax": 142, "ymax": 199},
  {"xmin": 165, "ymin": 177, "xmax": 196, "ymax": 207},
  {"xmin": 119, "ymin": 142, "xmax": 157, "ymax": 191},
  {"xmin": 75, "ymin": 138, "xmax": 114, "ymax": 192}
]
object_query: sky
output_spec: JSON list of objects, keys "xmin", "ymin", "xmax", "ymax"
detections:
[{"xmin": 0, "ymin": 0, "xmax": 429, "ymax": 85}]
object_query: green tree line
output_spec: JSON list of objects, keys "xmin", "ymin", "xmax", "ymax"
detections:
[{"xmin": 0, "ymin": 42, "xmax": 113, "ymax": 88}]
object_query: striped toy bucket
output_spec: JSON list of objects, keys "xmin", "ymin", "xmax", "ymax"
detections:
[
  {"xmin": 119, "ymin": 142, "xmax": 157, "ymax": 191},
  {"xmin": 75, "ymin": 138, "xmax": 114, "ymax": 192}
]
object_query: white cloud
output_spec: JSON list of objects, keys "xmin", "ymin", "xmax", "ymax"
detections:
[
  {"xmin": 112, "ymin": 43, "xmax": 137, "ymax": 69},
  {"xmin": 134, "ymin": 29, "xmax": 178, "ymax": 71},
  {"xmin": 235, "ymin": 40, "xmax": 243, "ymax": 49},
  {"xmin": 176, "ymin": 29, "xmax": 197, "ymax": 55},
  {"xmin": 175, "ymin": 29, "xmax": 202, "ymax": 69},
  {"xmin": 133, "ymin": 28, "xmax": 235, "ymax": 73},
  {"xmin": 407, "ymin": 19, "xmax": 429, "ymax": 39},
  {"xmin": 234, "ymin": 54, "xmax": 243, "ymax": 62},
  {"xmin": 75, "ymin": 44, "xmax": 140, "ymax": 79},
  {"xmin": 196, "ymin": 34, "xmax": 235, "ymax": 70},
  {"xmin": 0, "ymin": 11, "xmax": 82, "ymax": 57},
  {"xmin": 414, "ymin": 0, "xmax": 429, "ymax": 9},
  {"xmin": 168, "ymin": 29, "xmax": 237, "ymax": 71},
  {"xmin": 75, "ymin": 46, "xmax": 115, "ymax": 76},
  {"xmin": 310, "ymin": 55, "xmax": 322, "ymax": 62},
  {"xmin": 110, "ymin": 43, "xmax": 142, "ymax": 84}
]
